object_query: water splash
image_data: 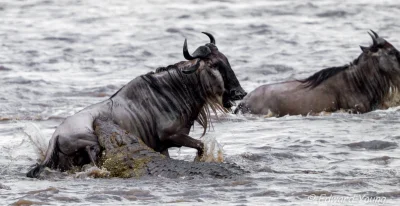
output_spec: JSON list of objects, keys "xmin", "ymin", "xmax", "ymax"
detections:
[
  {"xmin": 23, "ymin": 122, "xmax": 48, "ymax": 161},
  {"xmin": 199, "ymin": 136, "xmax": 224, "ymax": 163},
  {"xmin": 74, "ymin": 165, "xmax": 110, "ymax": 179}
]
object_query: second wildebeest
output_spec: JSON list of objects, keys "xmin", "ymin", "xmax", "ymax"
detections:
[
  {"xmin": 235, "ymin": 30, "xmax": 400, "ymax": 116},
  {"xmin": 27, "ymin": 32, "xmax": 247, "ymax": 178}
]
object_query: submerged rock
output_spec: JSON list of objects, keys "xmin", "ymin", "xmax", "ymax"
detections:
[{"xmin": 93, "ymin": 118, "xmax": 246, "ymax": 179}]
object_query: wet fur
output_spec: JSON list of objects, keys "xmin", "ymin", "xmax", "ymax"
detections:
[
  {"xmin": 27, "ymin": 60, "xmax": 226, "ymax": 178},
  {"xmin": 27, "ymin": 36, "xmax": 245, "ymax": 178},
  {"xmin": 297, "ymin": 54, "xmax": 399, "ymax": 108},
  {"xmin": 236, "ymin": 35, "xmax": 400, "ymax": 116}
]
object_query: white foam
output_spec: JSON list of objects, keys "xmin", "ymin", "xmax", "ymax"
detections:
[
  {"xmin": 74, "ymin": 165, "xmax": 110, "ymax": 179},
  {"xmin": 199, "ymin": 136, "xmax": 225, "ymax": 163},
  {"xmin": 23, "ymin": 122, "xmax": 48, "ymax": 161}
]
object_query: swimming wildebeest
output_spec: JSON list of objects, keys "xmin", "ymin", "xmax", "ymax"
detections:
[
  {"xmin": 27, "ymin": 32, "xmax": 247, "ymax": 178},
  {"xmin": 235, "ymin": 30, "xmax": 400, "ymax": 116}
]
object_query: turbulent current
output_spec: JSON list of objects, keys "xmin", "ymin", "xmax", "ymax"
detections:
[{"xmin": 1, "ymin": 0, "xmax": 400, "ymax": 205}]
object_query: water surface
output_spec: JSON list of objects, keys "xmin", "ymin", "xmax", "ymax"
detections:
[{"xmin": 1, "ymin": 0, "xmax": 400, "ymax": 205}]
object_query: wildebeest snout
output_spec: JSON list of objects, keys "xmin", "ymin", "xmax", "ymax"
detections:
[{"xmin": 230, "ymin": 88, "xmax": 247, "ymax": 100}]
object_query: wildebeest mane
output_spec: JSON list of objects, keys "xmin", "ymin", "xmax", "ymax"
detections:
[
  {"xmin": 139, "ymin": 61, "xmax": 226, "ymax": 136},
  {"xmin": 299, "ymin": 52, "xmax": 399, "ymax": 108},
  {"xmin": 344, "ymin": 58, "xmax": 396, "ymax": 108},
  {"xmin": 298, "ymin": 65, "xmax": 349, "ymax": 89},
  {"xmin": 154, "ymin": 65, "xmax": 177, "ymax": 73},
  {"xmin": 109, "ymin": 62, "xmax": 197, "ymax": 108},
  {"xmin": 298, "ymin": 55, "xmax": 363, "ymax": 89}
]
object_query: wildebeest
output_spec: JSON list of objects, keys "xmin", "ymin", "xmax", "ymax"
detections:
[
  {"xmin": 235, "ymin": 30, "xmax": 400, "ymax": 116},
  {"xmin": 27, "ymin": 32, "xmax": 247, "ymax": 178}
]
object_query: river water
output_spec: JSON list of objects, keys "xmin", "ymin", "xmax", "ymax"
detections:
[{"xmin": 1, "ymin": 0, "xmax": 400, "ymax": 205}]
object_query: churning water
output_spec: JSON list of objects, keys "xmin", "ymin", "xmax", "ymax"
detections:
[{"xmin": 1, "ymin": 0, "xmax": 400, "ymax": 205}]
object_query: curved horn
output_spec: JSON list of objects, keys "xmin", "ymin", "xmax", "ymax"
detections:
[
  {"xmin": 370, "ymin": 29, "xmax": 379, "ymax": 38},
  {"xmin": 202, "ymin": 32, "xmax": 216, "ymax": 45},
  {"xmin": 368, "ymin": 32, "xmax": 377, "ymax": 46},
  {"xmin": 183, "ymin": 39, "xmax": 195, "ymax": 60},
  {"xmin": 182, "ymin": 60, "xmax": 200, "ymax": 74}
]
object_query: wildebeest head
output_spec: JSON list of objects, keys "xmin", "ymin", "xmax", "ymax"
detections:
[
  {"xmin": 359, "ymin": 30, "xmax": 400, "ymax": 74},
  {"xmin": 182, "ymin": 32, "xmax": 247, "ymax": 109}
]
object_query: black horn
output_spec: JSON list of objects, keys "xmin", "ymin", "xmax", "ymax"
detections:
[
  {"xmin": 202, "ymin": 32, "xmax": 216, "ymax": 45},
  {"xmin": 368, "ymin": 32, "xmax": 377, "ymax": 46},
  {"xmin": 183, "ymin": 39, "xmax": 195, "ymax": 60},
  {"xmin": 183, "ymin": 39, "xmax": 212, "ymax": 61},
  {"xmin": 370, "ymin": 30, "xmax": 379, "ymax": 38}
]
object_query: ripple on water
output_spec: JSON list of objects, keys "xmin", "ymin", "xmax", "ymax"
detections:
[
  {"xmin": 271, "ymin": 152, "xmax": 306, "ymax": 160},
  {"xmin": 52, "ymin": 196, "xmax": 81, "ymax": 203},
  {"xmin": 240, "ymin": 152, "xmax": 265, "ymax": 161},
  {"xmin": 324, "ymin": 179, "xmax": 370, "ymax": 189},
  {"xmin": 345, "ymin": 140, "xmax": 398, "ymax": 150},
  {"xmin": 2, "ymin": 0, "xmax": 400, "ymax": 205},
  {"xmin": 0, "ymin": 65, "xmax": 11, "ymax": 71},
  {"xmin": 43, "ymin": 37, "xmax": 77, "ymax": 44},
  {"xmin": 316, "ymin": 10, "xmax": 350, "ymax": 18},
  {"xmin": 250, "ymin": 190, "xmax": 280, "ymax": 197},
  {"xmin": 0, "ymin": 183, "xmax": 11, "ymax": 190},
  {"xmin": 367, "ymin": 156, "xmax": 393, "ymax": 165},
  {"xmin": 85, "ymin": 194, "xmax": 121, "ymax": 202},
  {"xmin": 3, "ymin": 77, "xmax": 50, "ymax": 85},
  {"xmin": 101, "ymin": 189, "xmax": 156, "ymax": 201}
]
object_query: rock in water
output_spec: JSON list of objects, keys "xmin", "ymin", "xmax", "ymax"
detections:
[{"xmin": 93, "ymin": 118, "xmax": 246, "ymax": 179}]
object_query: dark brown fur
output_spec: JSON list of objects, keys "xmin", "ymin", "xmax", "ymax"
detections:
[{"xmin": 27, "ymin": 33, "xmax": 246, "ymax": 178}]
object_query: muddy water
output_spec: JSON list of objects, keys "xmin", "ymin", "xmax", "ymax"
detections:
[{"xmin": 1, "ymin": 0, "xmax": 400, "ymax": 205}]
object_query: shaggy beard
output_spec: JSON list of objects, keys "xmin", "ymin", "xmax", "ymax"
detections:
[{"xmin": 196, "ymin": 95, "xmax": 228, "ymax": 137}]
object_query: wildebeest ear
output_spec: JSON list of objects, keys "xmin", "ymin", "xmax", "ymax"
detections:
[
  {"xmin": 182, "ymin": 60, "xmax": 201, "ymax": 74},
  {"xmin": 360, "ymin": 45, "xmax": 369, "ymax": 53}
]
